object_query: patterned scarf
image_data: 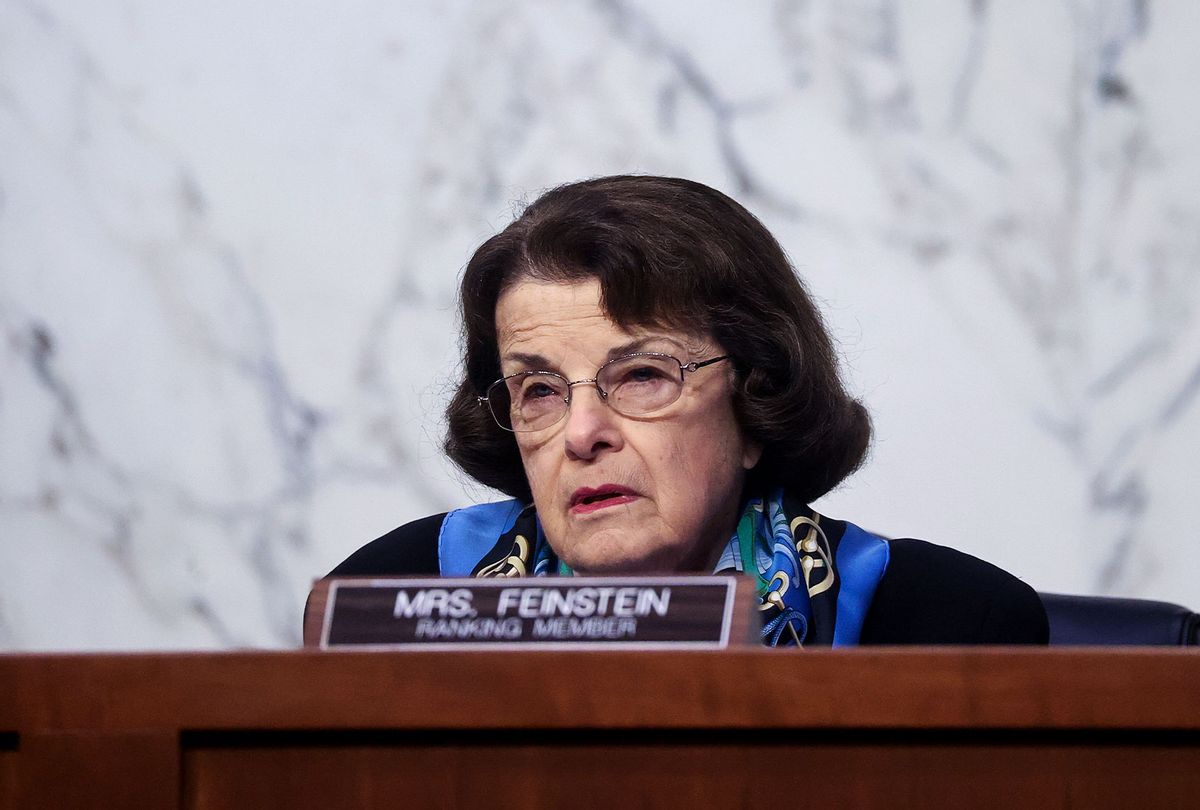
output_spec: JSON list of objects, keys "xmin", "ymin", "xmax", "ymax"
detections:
[{"xmin": 470, "ymin": 487, "xmax": 844, "ymax": 646}]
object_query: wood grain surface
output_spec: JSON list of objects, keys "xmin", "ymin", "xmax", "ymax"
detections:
[{"xmin": 0, "ymin": 649, "xmax": 1197, "ymax": 808}]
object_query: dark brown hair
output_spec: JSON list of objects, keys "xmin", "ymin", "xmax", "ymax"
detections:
[{"xmin": 444, "ymin": 175, "xmax": 871, "ymax": 504}]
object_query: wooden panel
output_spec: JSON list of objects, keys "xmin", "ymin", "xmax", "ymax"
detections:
[
  {"xmin": 17, "ymin": 731, "xmax": 178, "ymax": 810},
  {"xmin": 1, "ymin": 650, "xmax": 1198, "ymax": 809},
  {"xmin": 0, "ymin": 734, "xmax": 17, "ymax": 810},
  {"xmin": 182, "ymin": 730, "xmax": 1200, "ymax": 810},
  {"xmin": 2, "ymin": 649, "xmax": 1198, "ymax": 732},
  {"xmin": 302, "ymin": 580, "xmax": 327, "ymax": 647}
]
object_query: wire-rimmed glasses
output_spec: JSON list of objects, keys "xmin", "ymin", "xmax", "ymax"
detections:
[{"xmin": 479, "ymin": 352, "xmax": 730, "ymax": 432}]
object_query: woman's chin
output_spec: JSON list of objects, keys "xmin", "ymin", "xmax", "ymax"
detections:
[{"xmin": 558, "ymin": 532, "xmax": 685, "ymax": 576}]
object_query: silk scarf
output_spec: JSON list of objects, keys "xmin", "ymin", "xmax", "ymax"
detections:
[{"xmin": 469, "ymin": 487, "xmax": 845, "ymax": 646}]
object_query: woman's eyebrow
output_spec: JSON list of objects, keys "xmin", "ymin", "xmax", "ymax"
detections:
[
  {"xmin": 606, "ymin": 336, "xmax": 683, "ymax": 360},
  {"xmin": 502, "ymin": 351, "xmax": 555, "ymax": 370},
  {"xmin": 502, "ymin": 337, "xmax": 686, "ymax": 370}
]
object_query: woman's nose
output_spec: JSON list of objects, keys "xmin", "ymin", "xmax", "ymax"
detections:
[{"xmin": 562, "ymin": 385, "xmax": 623, "ymax": 460}]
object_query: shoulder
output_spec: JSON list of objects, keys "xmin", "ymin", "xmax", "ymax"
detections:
[
  {"xmin": 325, "ymin": 512, "xmax": 447, "ymax": 577},
  {"xmin": 324, "ymin": 499, "xmax": 528, "ymax": 578},
  {"xmin": 860, "ymin": 537, "xmax": 1049, "ymax": 644}
]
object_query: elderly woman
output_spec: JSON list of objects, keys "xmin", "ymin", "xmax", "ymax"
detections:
[{"xmin": 329, "ymin": 175, "xmax": 1047, "ymax": 646}]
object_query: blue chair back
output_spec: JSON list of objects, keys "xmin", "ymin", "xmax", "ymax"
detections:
[{"xmin": 1039, "ymin": 593, "xmax": 1199, "ymax": 645}]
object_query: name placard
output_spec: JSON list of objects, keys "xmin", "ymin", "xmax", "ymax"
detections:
[{"xmin": 305, "ymin": 576, "xmax": 758, "ymax": 650}]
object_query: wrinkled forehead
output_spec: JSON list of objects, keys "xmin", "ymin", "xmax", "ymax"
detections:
[
  {"xmin": 495, "ymin": 278, "xmax": 715, "ymax": 365},
  {"xmin": 496, "ymin": 261, "xmax": 715, "ymax": 334}
]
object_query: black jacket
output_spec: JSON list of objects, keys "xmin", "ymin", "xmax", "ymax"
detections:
[{"xmin": 326, "ymin": 512, "xmax": 1048, "ymax": 645}]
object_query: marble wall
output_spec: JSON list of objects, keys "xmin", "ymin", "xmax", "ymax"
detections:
[{"xmin": 2, "ymin": 0, "xmax": 1198, "ymax": 650}]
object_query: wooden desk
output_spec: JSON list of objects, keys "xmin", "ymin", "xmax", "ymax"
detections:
[{"xmin": 2, "ymin": 649, "xmax": 1198, "ymax": 808}]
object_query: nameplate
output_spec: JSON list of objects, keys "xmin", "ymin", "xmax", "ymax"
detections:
[{"xmin": 305, "ymin": 576, "xmax": 758, "ymax": 650}]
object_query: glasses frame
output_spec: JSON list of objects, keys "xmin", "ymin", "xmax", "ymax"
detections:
[{"xmin": 478, "ymin": 352, "xmax": 731, "ymax": 433}]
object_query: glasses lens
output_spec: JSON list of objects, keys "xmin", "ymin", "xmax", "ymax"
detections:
[
  {"xmin": 599, "ymin": 354, "xmax": 683, "ymax": 415},
  {"xmin": 491, "ymin": 372, "xmax": 568, "ymax": 431}
]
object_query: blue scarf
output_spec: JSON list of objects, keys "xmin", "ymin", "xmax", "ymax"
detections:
[{"xmin": 470, "ymin": 487, "xmax": 866, "ymax": 646}]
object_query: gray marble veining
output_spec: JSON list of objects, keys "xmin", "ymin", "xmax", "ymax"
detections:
[{"xmin": 1, "ymin": 0, "xmax": 1197, "ymax": 649}]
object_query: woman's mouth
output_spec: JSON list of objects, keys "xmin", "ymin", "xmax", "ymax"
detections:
[{"xmin": 569, "ymin": 485, "xmax": 639, "ymax": 515}]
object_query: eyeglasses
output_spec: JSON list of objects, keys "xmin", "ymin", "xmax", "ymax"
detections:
[{"xmin": 479, "ymin": 352, "xmax": 731, "ymax": 432}]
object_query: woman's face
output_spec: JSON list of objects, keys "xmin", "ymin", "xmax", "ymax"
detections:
[{"xmin": 494, "ymin": 278, "xmax": 762, "ymax": 574}]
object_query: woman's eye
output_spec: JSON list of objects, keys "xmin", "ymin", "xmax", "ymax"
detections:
[
  {"xmin": 622, "ymin": 365, "xmax": 670, "ymax": 384},
  {"xmin": 521, "ymin": 381, "xmax": 560, "ymax": 401}
]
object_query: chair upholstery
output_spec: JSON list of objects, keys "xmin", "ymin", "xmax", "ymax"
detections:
[{"xmin": 1039, "ymin": 592, "xmax": 1200, "ymax": 646}]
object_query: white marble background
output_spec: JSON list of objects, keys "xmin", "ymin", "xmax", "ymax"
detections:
[{"xmin": 2, "ymin": 0, "xmax": 1198, "ymax": 650}]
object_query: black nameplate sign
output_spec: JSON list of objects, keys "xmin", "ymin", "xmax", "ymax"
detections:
[{"xmin": 307, "ymin": 576, "xmax": 757, "ymax": 650}]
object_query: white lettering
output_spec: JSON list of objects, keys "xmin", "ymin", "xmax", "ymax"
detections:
[
  {"xmin": 639, "ymin": 587, "xmax": 670, "ymax": 617},
  {"xmin": 595, "ymin": 587, "xmax": 615, "ymax": 614},
  {"xmin": 531, "ymin": 616, "xmax": 639, "ymax": 639},
  {"xmin": 518, "ymin": 589, "xmax": 543, "ymax": 618},
  {"xmin": 496, "ymin": 589, "xmax": 521, "ymax": 617},
  {"xmin": 394, "ymin": 588, "xmax": 476, "ymax": 618},
  {"xmin": 613, "ymin": 588, "xmax": 638, "ymax": 616},
  {"xmin": 393, "ymin": 590, "xmax": 422, "ymax": 618},
  {"xmin": 541, "ymin": 588, "xmax": 570, "ymax": 617},
  {"xmin": 447, "ymin": 588, "xmax": 474, "ymax": 618},
  {"xmin": 573, "ymin": 587, "xmax": 596, "ymax": 616},
  {"xmin": 414, "ymin": 617, "xmax": 523, "ymax": 640},
  {"xmin": 486, "ymin": 587, "xmax": 674, "ymax": 619}
]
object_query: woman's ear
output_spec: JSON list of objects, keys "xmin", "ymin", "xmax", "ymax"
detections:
[{"xmin": 742, "ymin": 440, "xmax": 763, "ymax": 471}]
